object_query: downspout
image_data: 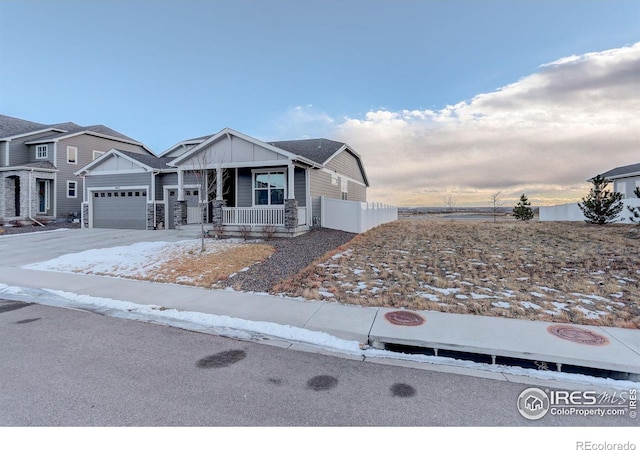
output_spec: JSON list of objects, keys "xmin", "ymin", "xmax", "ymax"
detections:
[{"xmin": 28, "ymin": 168, "xmax": 45, "ymax": 227}]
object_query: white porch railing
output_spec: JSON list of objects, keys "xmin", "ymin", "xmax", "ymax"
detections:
[{"xmin": 222, "ymin": 207, "xmax": 285, "ymax": 226}]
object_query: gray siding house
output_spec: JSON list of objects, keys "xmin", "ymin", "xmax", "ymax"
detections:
[
  {"xmin": 77, "ymin": 128, "xmax": 369, "ymax": 235},
  {"xmin": 600, "ymin": 162, "xmax": 640, "ymax": 198},
  {"xmin": 0, "ymin": 114, "xmax": 151, "ymax": 225}
]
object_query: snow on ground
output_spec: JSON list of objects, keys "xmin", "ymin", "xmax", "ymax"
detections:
[
  {"xmin": 23, "ymin": 239, "xmax": 247, "ymax": 280},
  {"xmin": 1, "ymin": 281, "xmax": 637, "ymax": 390},
  {"xmin": 9, "ymin": 239, "xmax": 639, "ymax": 388}
]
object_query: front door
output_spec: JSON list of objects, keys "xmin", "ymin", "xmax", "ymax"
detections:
[{"xmin": 37, "ymin": 180, "xmax": 49, "ymax": 214}]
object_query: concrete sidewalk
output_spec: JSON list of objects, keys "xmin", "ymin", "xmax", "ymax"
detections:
[{"xmin": 1, "ymin": 228, "xmax": 639, "ymax": 382}]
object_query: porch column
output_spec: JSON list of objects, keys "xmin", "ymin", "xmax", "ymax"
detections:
[
  {"xmin": 216, "ymin": 168, "xmax": 223, "ymax": 200},
  {"xmin": 287, "ymin": 163, "xmax": 295, "ymax": 200},
  {"xmin": 177, "ymin": 169, "xmax": 184, "ymax": 201}
]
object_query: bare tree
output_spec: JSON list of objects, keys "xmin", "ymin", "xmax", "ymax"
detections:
[
  {"xmin": 440, "ymin": 192, "xmax": 456, "ymax": 213},
  {"xmin": 489, "ymin": 191, "xmax": 504, "ymax": 222},
  {"xmin": 192, "ymin": 150, "xmax": 230, "ymax": 251}
]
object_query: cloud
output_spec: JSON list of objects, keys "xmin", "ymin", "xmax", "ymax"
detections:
[
  {"xmin": 270, "ymin": 104, "xmax": 336, "ymax": 139},
  {"xmin": 330, "ymin": 42, "xmax": 640, "ymax": 206}
]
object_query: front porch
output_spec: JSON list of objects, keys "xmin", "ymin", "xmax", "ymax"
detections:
[{"xmin": 171, "ymin": 163, "xmax": 311, "ymax": 237}]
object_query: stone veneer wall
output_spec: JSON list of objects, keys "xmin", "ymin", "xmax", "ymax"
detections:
[
  {"xmin": 1, "ymin": 170, "xmax": 55, "ymax": 220},
  {"xmin": 173, "ymin": 200, "xmax": 187, "ymax": 227},
  {"xmin": 82, "ymin": 203, "xmax": 89, "ymax": 228},
  {"xmin": 284, "ymin": 199, "xmax": 298, "ymax": 229},
  {"xmin": 211, "ymin": 199, "xmax": 226, "ymax": 225}
]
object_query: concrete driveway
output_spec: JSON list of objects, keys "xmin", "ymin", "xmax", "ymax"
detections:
[{"xmin": 0, "ymin": 228, "xmax": 194, "ymax": 266}]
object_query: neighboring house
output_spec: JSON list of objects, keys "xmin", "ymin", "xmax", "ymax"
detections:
[
  {"xmin": 77, "ymin": 127, "xmax": 369, "ymax": 235},
  {"xmin": 599, "ymin": 162, "xmax": 640, "ymax": 198},
  {"xmin": 0, "ymin": 114, "xmax": 152, "ymax": 224}
]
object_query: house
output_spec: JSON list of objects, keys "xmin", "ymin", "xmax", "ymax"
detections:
[
  {"xmin": 76, "ymin": 128, "xmax": 370, "ymax": 236},
  {"xmin": 599, "ymin": 162, "xmax": 640, "ymax": 198},
  {"xmin": 0, "ymin": 114, "xmax": 152, "ymax": 225}
]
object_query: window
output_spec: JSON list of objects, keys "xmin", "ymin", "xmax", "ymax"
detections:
[
  {"xmin": 253, "ymin": 171, "xmax": 285, "ymax": 205},
  {"xmin": 67, "ymin": 181, "xmax": 77, "ymax": 198},
  {"xmin": 616, "ymin": 182, "xmax": 626, "ymax": 199},
  {"xmin": 67, "ymin": 146, "xmax": 77, "ymax": 164},
  {"xmin": 341, "ymin": 178, "xmax": 348, "ymax": 201},
  {"xmin": 36, "ymin": 145, "xmax": 48, "ymax": 159},
  {"xmin": 92, "ymin": 150, "xmax": 104, "ymax": 160}
]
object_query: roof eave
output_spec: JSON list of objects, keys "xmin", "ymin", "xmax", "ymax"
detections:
[
  {"xmin": 0, "ymin": 165, "xmax": 59, "ymax": 173},
  {"xmin": 26, "ymin": 130, "xmax": 152, "ymax": 152},
  {"xmin": 1, "ymin": 127, "xmax": 68, "ymax": 142}
]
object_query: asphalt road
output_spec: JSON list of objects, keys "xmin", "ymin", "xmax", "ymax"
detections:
[{"xmin": 0, "ymin": 299, "xmax": 636, "ymax": 427}]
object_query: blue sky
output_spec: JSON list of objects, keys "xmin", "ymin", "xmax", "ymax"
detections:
[{"xmin": 1, "ymin": 0, "xmax": 639, "ymax": 206}]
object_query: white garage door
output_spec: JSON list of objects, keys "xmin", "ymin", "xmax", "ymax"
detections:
[{"xmin": 92, "ymin": 189, "xmax": 147, "ymax": 229}]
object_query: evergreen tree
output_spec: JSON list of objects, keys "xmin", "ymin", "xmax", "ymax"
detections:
[
  {"xmin": 578, "ymin": 175, "xmax": 624, "ymax": 225},
  {"xmin": 628, "ymin": 186, "xmax": 640, "ymax": 225},
  {"xmin": 513, "ymin": 194, "xmax": 534, "ymax": 221}
]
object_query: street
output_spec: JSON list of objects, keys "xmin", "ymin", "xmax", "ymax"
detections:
[{"xmin": 0, "ymin": 299, "xmax": 635, "ymax": 428}]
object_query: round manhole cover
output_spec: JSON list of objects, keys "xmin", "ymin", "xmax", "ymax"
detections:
[
  {"xmin": 547, "ymin": 325, "xmax": 609, "ymax": 346},
  {"xmin": 384, "ymin": 311, "xmax": 425, "ymax": 326}
]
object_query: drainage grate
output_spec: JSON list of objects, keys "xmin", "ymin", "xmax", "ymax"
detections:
[
  {"xmin": 547, "ymin": 325, "xmax": 610, "ymax": 346},
  {"xmin": 379, "ymin": 342, "xmax": 635, "ymax": 381},
  {"xmin": 384, "ymin": 311, "xmax": 425, "ymax": 326}
]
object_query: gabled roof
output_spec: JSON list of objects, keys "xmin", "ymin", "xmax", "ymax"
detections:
[
  {"xmin": 25, "ymin": 124, "xmax": 145, "ymax": 146},
  {"xmin": 1, "ymin": 114, "xmax": 151, "ymax": 151},
  {"xmin": 0, "ymin": 114, "xmax": 65, "ymax": 140},
  {"xmin": 168, "ymin": 128, "xmax": 321, "ymax": 168},
  {"xmin": 270, "ymin": 137, "xmax": 369, "ymax": 186},
  {"xmin": 268, "ymin": 138, "xmax": 347, "ymax": 165},
  {"xmin": 75, "ymin": 149, "xmax": 174, "ymax": 175},
  {"xmin": 600, "ymin": 162, "xmax": 640, "ymax": 179},
  {"xmin": 118, "ymin": 150, "xmax": 175, "ymax": 170},
  {"xmin": 158, "ymin": 134, "xmax": 215, "ymax": 157}
]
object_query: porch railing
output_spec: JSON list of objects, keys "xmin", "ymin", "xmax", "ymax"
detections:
[
  {"xmin": 222, "ymin": 207, "xmax": 285, "ymax": 226},
  {"xmin": 221, "ymin": 206, "xmax": 308, "ymax": 226}
]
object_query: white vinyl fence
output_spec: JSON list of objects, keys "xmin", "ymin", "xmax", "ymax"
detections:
[
  {"xmin": 539, "ymin": 198, "xmax": 640, "ymax": 223},
  {"xmin": 321, "ymin": 197, "xmax": 398, "ymax": 233}
]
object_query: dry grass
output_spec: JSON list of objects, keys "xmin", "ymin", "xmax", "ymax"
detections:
[
  {"xmin": 272, "ymin": 220, "xmax": 640, "ymax": 328},
  {"xmin": 132, "ymin": 243, "xmax": 275, "ymax": 287}
]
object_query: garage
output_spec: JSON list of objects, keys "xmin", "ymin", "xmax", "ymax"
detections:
[{"xmin": 91, "ymin": 189, "xmax": 147, "ymax": 229}]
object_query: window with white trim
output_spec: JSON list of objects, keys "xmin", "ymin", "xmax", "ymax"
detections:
[
  {"xmin": 93, "ymin": 150, "xmax": 104, "ymax": 160},
  {"xmin": 36, "ymin": 145, "xmax": 48, "ymax": 159},
  {"xmin": 253, "ymin": 171, "xmax": 285, "ymax": 205},
  {"xmin": 67, "ymin": 146, "xmax": 77, "ymax": 164},
  {"xmin": 341, "ymin": 178, "xmax": 348, "ymax": 201},
  {"xmin": 67, "ymin": 181, "xmax": 78, "ymax": 198}
]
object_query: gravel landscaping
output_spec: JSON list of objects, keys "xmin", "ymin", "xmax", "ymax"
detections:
[{"xmin": 214, "ymin": 228, "xmax": 356, "ymax": 292}]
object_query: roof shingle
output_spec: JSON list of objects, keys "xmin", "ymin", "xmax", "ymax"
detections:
[{"xmin": 268, "ymin": 138, "xmax": 346, "ymax": 165}]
